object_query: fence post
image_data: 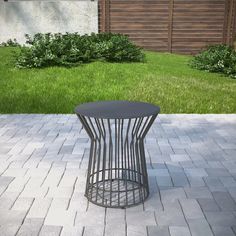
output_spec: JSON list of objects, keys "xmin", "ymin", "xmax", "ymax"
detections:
[
  {"xmin": 232, "ymin": 0, "xmax": 236, "ymax": 45},
  {"xmin": 168, "ymin": 0, "xmax": 174, "ymax": 52},
  {"xmin": 223, "ymin": 0, "xmax": 229, "ymax": 44},
  {"xmin": 224, "ymin": 0, "xmax": 236, "ymax": 45},
  {"xmin": 105, "ymin": 0, "xmax": 110, "ymax": 32},
  {"xmin": 227, "ymin": 0, "xmax": 233, "ymax": 45},
  {"xmin": 101, "ymin": 0, "xmax": 106, "ymax": 32},
  {"xmin": 100, "ymin": 0, "xmax": 110, "ymax": 33}
]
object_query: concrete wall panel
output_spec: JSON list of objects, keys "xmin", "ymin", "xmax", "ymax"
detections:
[{"xmin": 0, "ymin": 1, "xmax": 98, "ymax": 44}]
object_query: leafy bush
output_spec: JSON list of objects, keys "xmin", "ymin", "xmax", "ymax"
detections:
[
  {"xmin": 16, "ymin": 33, "xmax": 145, "ymax": 68},
  {"xmin": 0, "ymin": 39, "xmax": 19, "ymax": 47},
  {"xmin": 190, "ymin": 44, "xmax": 236, "ymax": 79}
]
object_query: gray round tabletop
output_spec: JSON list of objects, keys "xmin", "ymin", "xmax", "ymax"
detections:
[{"xmin": 75, "ymin": 100, "xmax": 160, "ymax": 119}]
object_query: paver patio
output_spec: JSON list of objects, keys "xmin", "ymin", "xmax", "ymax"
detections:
[{"xmin": 0, "ymin": 114, "xmax": 236, "ymax": 236}]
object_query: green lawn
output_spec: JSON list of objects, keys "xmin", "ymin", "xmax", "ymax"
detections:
[{"xmin": 0, "ymin": 47, "xmax": 235, "ymax": 113}]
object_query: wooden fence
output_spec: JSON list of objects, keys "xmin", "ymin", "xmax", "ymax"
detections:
[{"xmin": 99, "ymin": 0, "xmax": 236, "ymax": 54}]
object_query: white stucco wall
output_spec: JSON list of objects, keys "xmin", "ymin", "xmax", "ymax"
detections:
[{"xmin": 0, "ymin": 1, "xmax": 98, "ymax": 44}]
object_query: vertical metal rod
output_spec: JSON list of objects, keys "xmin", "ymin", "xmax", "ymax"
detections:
[
  {"xmin": 140, "ymin": 115, "xmax": 157, "ymax": 139},
  {"xmin": 139, "ymin": 115, "xmax": 157, "ymax": 197},
  {"xmin": 124, "ymin": 119, "xmax": 131, "ymax": 204},
  {"xmin": 94, "ymin": 118, "xmax": 103, "ymax": 203},
  {"xmin": 130, "ymin": 118, "xmax": 138, "ymax": 204},
  {"xmin": 134, "ymin": 118, "xmax": 144, "ymax": 201},
  {"xmin": 107, "ymin": 119, "xmax": 113, "ymax": 206},
  {"xmin": 131, "ymin": 118, "xmax": 138, "ymax": 183},
  {"xmin": 139, "ymin": 139, "xmax": 149, "ymax": 195},
  {"xmin": 120, "ymin": 119, "xmax": 124, "ymax": 205},
  {"xmin": 100, "ymin": 119, "xmax": 107, "ymax": 205},
  {"xmin": 117, "ymin": 119, "xmax": 121, "ymax": 206},
  {"xmin": 77, "ymin": 115, "xmax": 95, "ymax": 198},
  {"xmin": 137, "ymin": 117, "xmax": 151, "ymax": 197},
  {"xmin": 114, "ymin": 119, "xmax": 118, "ymax": 205},
  {"xmin": 87, "ymin": 117, "xmax": 99, "ymax": 199},
  {"xmin": 124, "ymin": 119, "xmax": 131, "ymax": 205}
]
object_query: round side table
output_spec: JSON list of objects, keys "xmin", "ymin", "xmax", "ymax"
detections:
[{"xmin": 75, "ymin": 101, "xmax": 160, "ymax": 208}]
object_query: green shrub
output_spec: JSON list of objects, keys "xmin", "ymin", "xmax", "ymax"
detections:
[
  {"xmin": 190, "ymin": 44, "xmax": 236, "ymax": 79},
  {"xmin": 16, "ymin": 33, "xmax": 145, "ymax": 68},
  {"xmin": 0, "ymin": 38, "xmax": 19, "ymax": 47},
  {"xmin": 101, "ymin": 34, "xmax": 145, "ymax": 62}
]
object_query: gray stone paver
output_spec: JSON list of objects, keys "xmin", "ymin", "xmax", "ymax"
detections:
[
  {"xmin": 0, "ymin": 114, "xmax": 236, "ymax": 236},
  {"xmin": 15, "ymin": 218, "xmax": 44, "ymax": 236},
  {"xmin": 188, "ymin": 218, "xmax": 214, "ymax": 236},
  {"xmin": 212, "ymin": 191, "xmax": 236, "ymax": 211},
  {"xmin": 60, "ymin": 226, "xmax": 83, "ymax": 236},
  {"xmin": 105, "ymin": 224, "xmax": 126, "ymax": 236},
  {"xmin": 147, "ymin": 225, "xmax": 170, "ymax": 236},
  {"xmin": 197, "ymin": 198, "xmax": 220, "ymax": 212},
  {"xmin": 127, "ymin": 226, "xmax": 147, "ymax": 236},
  {"xmin": 169, "ymin": 226, "xmax": 191, "ymax": 236},
  {"xmin": 204, "ymin": 211, "xmax": 236, "ymax": 227},
  {"xmin": 39, "ymin": 225, "xmax": 62, "ymax": 236},
  {"xmin": 212, "ymin": 226, "xmax": 236, "ymax": 236}
]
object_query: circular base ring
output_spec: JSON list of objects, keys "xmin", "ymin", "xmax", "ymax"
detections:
[{"xmin": 85, "ymin": 178, "xmax": 149, "ymax": 208}]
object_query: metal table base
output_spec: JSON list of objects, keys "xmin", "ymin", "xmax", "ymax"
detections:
[{"xmin": 75, "ymin": 101, "xmax": 160, "ymax": 208}]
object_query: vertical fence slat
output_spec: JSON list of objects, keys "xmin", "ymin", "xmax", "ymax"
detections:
[
  {"xmin": 101, "ymin": 0, "xmax": 106, "ymax": 32},
  {"xmin": 100, "ymin": 0, "xmax": 110, "ymax": 32},
  {"xmin": 105, "ymin": 0, "xmax": 110, "ymax": 32},
  {"xmin": 223, "ymin": 0, "xmax": 229, "ymax": 44},
  {"xmin": 232, "ymin": 0, "xmax": 236, "ymax": 44},
  {"xmin": 168, "ymin": 0, "xmax": 174, "ymax": 52},
  {"xmin": 226, "ymin": 0, "xmax": 234, "ymax": 44},
  {"xmin": 224, "ymin": 0, "xmax": 236, "ymax": 45}
]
